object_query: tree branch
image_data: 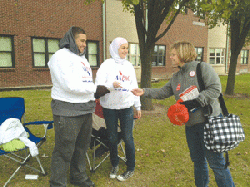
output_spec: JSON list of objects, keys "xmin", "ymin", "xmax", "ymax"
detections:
[
  {"xmin": 155, "ymin": 0, "xmax": 189, "ymax": 42},
  {"xmin": 230, "ymin": 14, "xmax": 241, "ymax": 55},
  {"xmin": 147, "ymin": 0, "xmax": 164, "ymax": 37},
  {"xmin": 134, "ymin": 2, "xmax": 146, "ymax": 51},
  {"xmin": 239, "ymin": 15, "xmax": 250, "ymax": 48},
  {"xmin": 146, "ymin": 0, "xmax": 175, "ymax": 45}
]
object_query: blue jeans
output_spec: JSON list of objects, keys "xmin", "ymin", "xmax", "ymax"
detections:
[
  {"xmin": 185, "ymin": 123, "xmax": 235, "ymax": 187},
  {"xmin": 103, "ymin": 107, "xmax": 135, "ymax": 171}
]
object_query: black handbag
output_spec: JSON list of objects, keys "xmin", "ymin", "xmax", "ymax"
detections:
[{"xmin": 196, "ymin": 62, "xmax": 245, "ymax": 168}]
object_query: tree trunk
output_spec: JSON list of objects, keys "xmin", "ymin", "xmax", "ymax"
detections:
[
  {"xmin": 140, "ymin": 47, "xmax": 154, "ymax": 110},
  {"xmin": 225, "ymin": 17, "xmax": 243, "ymax": 95},
  {"xmin": 133, "ymin": 0, "xmax": 189, "ymax": 110},
  {"xmin": 225, "ymin": 54, "xmax": 238, "ymax": 95}
]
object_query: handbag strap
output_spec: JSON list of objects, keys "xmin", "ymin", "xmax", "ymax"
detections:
[
  {"xmin": 196, "ymin": 62, "xmax": 205, "ymax": 91},
  {"xmin": 218, "ymin": 93, "xmax": 229, "ymax": 116},
  {"xmin": 196, "ymin": 62, "xmax": 229, "ymax": 116}
]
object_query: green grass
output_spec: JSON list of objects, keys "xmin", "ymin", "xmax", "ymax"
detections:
[{"xmin": 0, "ymin": 74, "xmax": 249, "ymax": 187}]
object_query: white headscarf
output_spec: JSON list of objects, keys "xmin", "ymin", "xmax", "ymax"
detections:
[{"xmin": 109, "ymin": 37, "xmax": 128, "ymax": 64}]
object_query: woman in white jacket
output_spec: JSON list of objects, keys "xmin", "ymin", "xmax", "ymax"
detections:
[{"xmin": 95, "ymin": 37, "xmax": 141, "ymax": 181}]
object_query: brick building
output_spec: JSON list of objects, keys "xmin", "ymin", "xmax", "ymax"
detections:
[
  {"xmin": 105, "ymin": 0, "xmax": 208, "ymax": 80},
  {"xmin": 0, "ymin": 0, "xmax": 103, "ymax": 89},
  {"xmin": 152, "ymin": 9, "xmax": 208, "ymax": 79},
  {"xmin": 1, "ymin": 0, "xmax": 249, "ymax": 89},
  {"xmin": 105, "ymin": 1, "xmax": 249, "ymax": 81},
  {"xmin": 105, "ymin": 1, "xmax": 208, "ymax": 81},
  {"xmin": 208, "ymin": 22, "xmax": 250, "ymax": 75}
]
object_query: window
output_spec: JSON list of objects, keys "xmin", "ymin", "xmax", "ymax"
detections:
[
  {"xmin": 0, "ymin": 35, "xmax": 15, "ymax": 68},
  {"xmin": 152, "ymin": 45, "xmax": 166, "ymax": 66},
  {"xmin": 195, "ymin": 47, "xmax": 204, "ymax": 62},
  {"xmin": 32, "ymin": 38, "xmax": 59, "ymax": 67},
  {"xmin": 86, "ymin": 41, "xmax": 99, "ymax": 67},
  {"xmin": 127, "ymin": 43, "xmax": 140, "ymax": 66},
  {"xmin": 209, "ymin": 48, "xmax": 225, "ymax": 64},
  {"xmin": 241, "ymin": 50, "xmax": 249, "ymax": 64}
]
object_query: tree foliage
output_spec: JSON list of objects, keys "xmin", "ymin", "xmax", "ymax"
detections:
[{"xmin": 192, "ymin": 0, "xmax": 250, "ymax": 95}]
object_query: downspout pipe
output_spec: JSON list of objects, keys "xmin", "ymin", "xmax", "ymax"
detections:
[
  {"xmin": 225, "ymin": 23, "xmax": 230, "ymax": 74},
  {"xmin": 102, "ymin": 0, "xmax": 106, "ymax": 61}
]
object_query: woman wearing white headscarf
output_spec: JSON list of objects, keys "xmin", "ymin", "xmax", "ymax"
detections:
[{"xmin": 95, "ymin": 37, "xmax": 141, "ymax": 181}]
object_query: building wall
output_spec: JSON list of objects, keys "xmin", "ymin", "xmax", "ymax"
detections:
[
  {"xmin": 1, "ymin": 0, "xmax": 249, "ymax": 89},
  {"xmin": 154, "ymin": 9, "xmax": 208, "ymax": 79},
  {"xmin": 208, "ymin": 23, "xmax": 250, "ymax": 75},
  {"xmin": 235, "ymin": 46, "xmax": 250, "ymax": 74},
  {"xmin": 105, "ymin": 2, "xmax": 208, "ymax": 81},
  {"xmin": 105, "ymin": 0, "xmax": 141, "ymax": 80},
  {"xmin": 207, "ymin": 23, "xmax": 228, "ymax": 75},
  {"xmin": 0, "ymin": 0, "xmax": 103, "ymax": 88},
  {"xmin": 105, "ymin": 0, "xmax": 138, "ymax": 54}
]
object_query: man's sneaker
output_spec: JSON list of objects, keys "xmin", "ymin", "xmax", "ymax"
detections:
[
  {"xmin": 117, "ymin": 170, "xmax": 134, "ymax": 181},
  {"xmin": 110, "ymin": 166, "xmax": 119, "ymax": 179}
]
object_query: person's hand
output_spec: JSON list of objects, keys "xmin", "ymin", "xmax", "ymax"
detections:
[
  {"xmin": 94, "ymin": 85, "xmax": 110, "ymax": 99},
  {"xmin": 113, "ymin": 81, "xmax": 122, "ymax": 88},
  {"xmin": 131, "ymin": 88, "xmax": 144, "ymax": 96},
  {"xmin": 134, "ymin": 110, "xmax": 141, "ymax": 119},
  {"xmin": 179, "ymin": 99, "xmax": 201, "ymax": 111}
]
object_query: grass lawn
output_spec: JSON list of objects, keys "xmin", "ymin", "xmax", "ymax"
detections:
[{"xmin": 0, "ymin": 74, "xmax": 249, "ymax": 187}]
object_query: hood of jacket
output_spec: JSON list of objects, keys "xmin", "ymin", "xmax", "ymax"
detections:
[{"xmin": 59, "ymin": 27, "xmax": 84, "ymax": 55}]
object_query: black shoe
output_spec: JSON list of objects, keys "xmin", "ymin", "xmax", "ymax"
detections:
[{"xmin": 70, "ymin": 177, "xmax": 95, "ymax": 187}]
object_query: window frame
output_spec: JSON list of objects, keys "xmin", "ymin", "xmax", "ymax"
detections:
[
  {"xmin": 127, "ymin": 43, "xmax": 140, "ymax": 67},
  {"xmin": 85, "ymin": 40, "xmax": 100, "ymax": 67},
  {"xmin": 31, "ymin": 37, "xmax": 60, "ymax": 68},
  {"xmin": 0, "ymin": 35, "xmax": 15, "ymax": 68},
  {"xmin": 241, "ymin": 49, "xmax": 249, "ymax": 64},
  {"xmin": 209, "ymin": 48, "xmax": 225, "ymax": 65},
  {"xmin": 152, "ymin": 44, "xmax": 166, "ymax": 67},
  {"xmin": 195, "ymin": 47, "xmax": 204, "ymax": 62}
]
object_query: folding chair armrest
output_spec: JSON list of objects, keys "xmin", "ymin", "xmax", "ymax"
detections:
[
  {"xmin": 23, "ymin": 121, "xmax": 53, "ymax": 138},
  {"xmin": 23, "ymin": 121, "xmax": 53, "ymax": 129}
]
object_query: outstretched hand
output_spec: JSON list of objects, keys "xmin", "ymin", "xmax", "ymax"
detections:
[{"xmin": 131, "ymin": 88, "xmax": 144, "ymax": 96}]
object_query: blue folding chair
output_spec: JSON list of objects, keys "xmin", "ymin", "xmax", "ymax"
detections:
[{"xmin": 0, "ymin": 97, "xmax": 53, "ymax": 187}]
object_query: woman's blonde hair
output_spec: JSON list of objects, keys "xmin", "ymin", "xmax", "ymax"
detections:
[{"xmin": 170, "ymin": 41, "xmax": 197, "ymax": 63}]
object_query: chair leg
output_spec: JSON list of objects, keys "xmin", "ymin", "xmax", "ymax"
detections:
[
  {"xmin": 3, "ymin": 153, "xmax": 31, "ymax": 187},
  {"xmin": 35, "ymin": 156, "xmax": 46, "ymax": 175},
  {"xmin": 4, "ymin": 164, "xmax": 22, "ymax": 187},
  {"xmin": 3, "ymin": 153, "xmax": 46, "ymax": 186},
  {"xmin": 118, "ymin": 140, "xmax": 127, "ymax": 162},
  {"xmin": 86, "ymin": 138, "xmax": 111, "ymax": 172},
  {"xmin": 92, "ymin": 153, "xmax": 110, "ymax": 172},
  {"xmin": 85, "ymin": 152, "xmax": 93, "ymax": 172},
  {"xmin": 86, "ymin": 139, "xmax": 128, "ymax": 173}
]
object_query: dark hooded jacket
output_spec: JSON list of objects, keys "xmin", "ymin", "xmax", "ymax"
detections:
[{"xmin": 59, "ymin": 27, "xmax": 81, "ymax": 55}]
